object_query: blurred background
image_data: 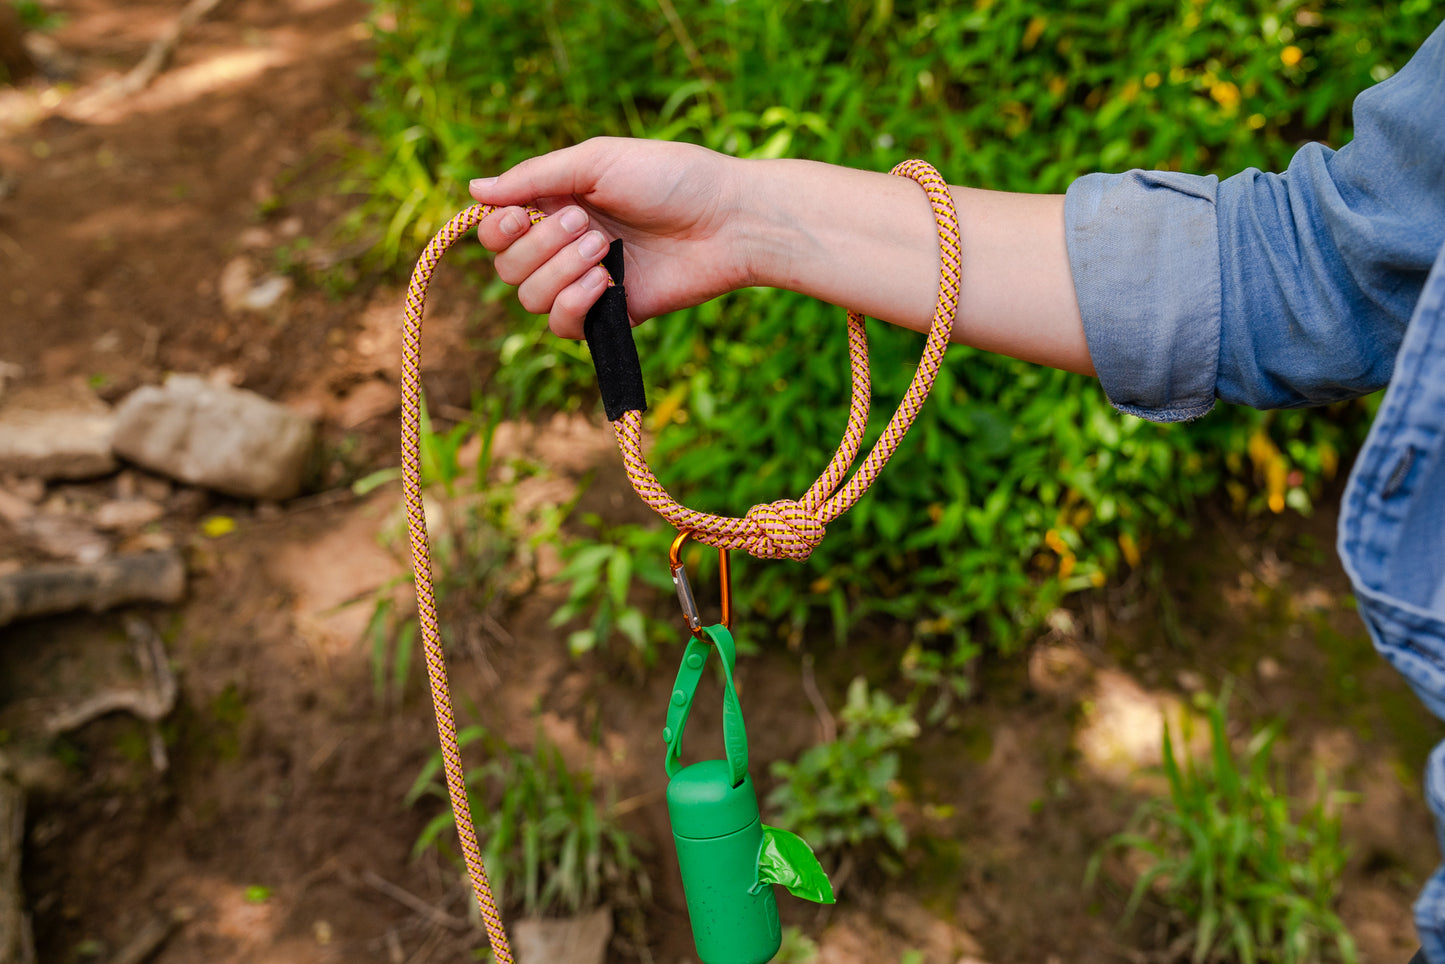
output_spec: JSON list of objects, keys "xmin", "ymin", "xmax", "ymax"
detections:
[{"xmin": 0, "ymin": 1, "xmax": 1441, "ymax": 962}]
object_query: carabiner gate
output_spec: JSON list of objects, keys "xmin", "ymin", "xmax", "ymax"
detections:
[{"xmin": 669, "ymin": 529, "xmax": 731, "ymax": 639}]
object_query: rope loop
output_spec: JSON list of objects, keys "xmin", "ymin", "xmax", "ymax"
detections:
[
  {"xmin": 742, "ymin": 498, "xmax": 828, "ymax": 561},
  {"xmin": 612, "ymin": 158, "xmax": 960, "ymax": 562}
]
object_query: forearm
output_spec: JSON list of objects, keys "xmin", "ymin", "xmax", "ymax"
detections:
[{"xmin": 737, "ymin": 158, "xmax": 1096, "ymax": 376}]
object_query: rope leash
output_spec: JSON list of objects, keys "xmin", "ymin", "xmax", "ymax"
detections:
[{"xmin": 400, "ymin": 159, "xmax": 959, "ymax": 961}]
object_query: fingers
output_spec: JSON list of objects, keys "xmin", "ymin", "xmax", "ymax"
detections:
[
  {"xmin": 469, "ymin": 139, "xmax": 603, "ymax": 208},
  {"xmin": 546, "ymin": 266, "xmax": 610, "ymax": 339},
  {"xmin": 475, "ymin": 205, "xmax": 533, "ymax": 253},
  {"xmin": 477, "ymin": 203, "xmax": 610, "ymax": 338}
]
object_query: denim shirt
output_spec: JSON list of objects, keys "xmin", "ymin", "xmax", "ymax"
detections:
[{"xmin": 1064, "ymin": 20, "xmax": 1445, "ymax": 958}]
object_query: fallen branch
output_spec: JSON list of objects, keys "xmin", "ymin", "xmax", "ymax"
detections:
[
  {"xmin": 361, "ymin": 871, "xmax": 471, "ymax": 933},
  {"xmin": 0, "ymin": 550, "xmax": 185, "ymax": 627}
]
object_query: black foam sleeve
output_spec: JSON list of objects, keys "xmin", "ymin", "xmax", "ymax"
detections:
[{"xmin": 583, "ymin": 239, "xmax": 647, "ymax": 421}]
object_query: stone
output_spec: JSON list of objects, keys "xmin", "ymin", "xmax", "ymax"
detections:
[
  {"xmin": 93, "ymin": 498, "xmax": 166, "ymax": 532},
  {"xmin": 16, "ymin": 514, "xmax": 110, "ymax": 564},
  {"xmin": 218, "ymin": 257, "xmax": 292, "ymax": 315},
  {"xmin": 512, "ymin": 907, "xmax": 611, "ymax": 964},
  {"xmin": 112, "ymin": 375, "xmax": 315, "ymax": 501},
  {"xmin": 0, "ymin": 380, "xmax": 117, "ymax": 480}
]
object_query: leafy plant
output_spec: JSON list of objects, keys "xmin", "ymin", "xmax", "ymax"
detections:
[
  {"xmin": 1089, "ymin": 696, "xmax": 1357, "ymax": 964},
  {"xmin": 353, "ymin": 0, "xmax": 1426, "ymax": 693},
  {"xmin": 407, "ymin": 723, "xmax": 649, "ymax": 919},
  {"xmin": 766, "ymin": 677, "xmax": 920, "ymax": 871},
  {"xmin": 548, "ymin": 516, "xmax": 674, "ymax": 662}
]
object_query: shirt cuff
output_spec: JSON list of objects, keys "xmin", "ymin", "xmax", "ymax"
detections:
[{"xmin": 1064, "ymin": 170, "xmax": 1224, "ymax": 422}]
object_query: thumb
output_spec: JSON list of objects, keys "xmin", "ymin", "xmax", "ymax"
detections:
[{"xmin": 468, "ymin": 141, "xmax": 600, "ymax": 207}]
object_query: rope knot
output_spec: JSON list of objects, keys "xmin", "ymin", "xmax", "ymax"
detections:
[{"xmin": 743, "ymin": 499, "xmax": 826, "ymax": 561}]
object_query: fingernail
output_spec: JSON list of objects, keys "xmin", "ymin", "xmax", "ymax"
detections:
[
  {"xmin": 560, "ymin": 207, "xmax": 588, "ymax": 232},
  {"xmin": 583, "ymin": 266, "xmax": 607, "ymax": 289},
  {"xmin": 500, "ymin": 212, "xmax": 523, "ymax": 236},
  {"xmin": 578, "ymin": 231, "xmax": 606, "ymax": 259},
  {"xmin": 469, "ymin": 177, "xmax": 497, "ymax": 193}
]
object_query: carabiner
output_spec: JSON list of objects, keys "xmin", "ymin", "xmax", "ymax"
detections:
[{"xmin": 669, "ymin": 529, "xmax": 731, "ymax": 639}]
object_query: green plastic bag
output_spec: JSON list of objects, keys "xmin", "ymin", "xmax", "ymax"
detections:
[{"xmin": 757, "ymin": 825, "xmax": 836, "ymax": 904}]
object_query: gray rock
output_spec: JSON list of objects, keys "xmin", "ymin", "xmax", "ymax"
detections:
[
  {"xmin": 0, "ymin": 380, "xmax": 117, "ymax": 481},
  {"xmin": 512, "ymin": 907, "xmax": 612, "ymax": 964},
  {"xmin": 112, "ymin": 375, "xmax": 314, "ymax": 501}
]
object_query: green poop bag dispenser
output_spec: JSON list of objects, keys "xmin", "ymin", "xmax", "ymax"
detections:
[{"xmin": 664, "ymin": 536, "xmax": 835, "ymax": 964}]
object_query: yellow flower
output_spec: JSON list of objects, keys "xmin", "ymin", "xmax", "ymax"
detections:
[
  {"xmin": 1210, "ymin": 81, "xmax": 1241, "ymax": 110},
  {"xmin": 1281, "ymin": 45, "xmax": 1303, "ymax": 67}
]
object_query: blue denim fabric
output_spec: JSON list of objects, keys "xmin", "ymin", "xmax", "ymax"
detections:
[{"xmin": 1065, "ymin": 18, "xmax": 1445, "ymax": 959}]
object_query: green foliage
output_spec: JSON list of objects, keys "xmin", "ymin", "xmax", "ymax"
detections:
[
  {"xmin": 775, "ymin": 926, "xmax": 820, "ymax": 964},
  {"xmin": 355, "ymin": 0, "xmax": 1425, "ymax": 688},
  {"xmin": 766, "ymin": 678, "xmax": 919, "ymax": 869},
  {"xmin": 15, "ymin": 1, "xmax": 63, "ymax": 31},
  {"xmin": 408, "ymin": 723, "xmax": 649, "ymax": 918},
  {"xmin": 1090, "ymin": 696, "xmax": 1357, "ymax": 964},
  {"xmin": 549, "ymin": 515, "xmax": 675, "ymax": 662}
]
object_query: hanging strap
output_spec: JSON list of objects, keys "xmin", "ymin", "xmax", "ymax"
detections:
[{"xmin": 663, "ymin": 625, "xmax": 748, "ymax": 787}]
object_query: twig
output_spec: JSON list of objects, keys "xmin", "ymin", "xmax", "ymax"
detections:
[
  {"xmin": 361, "ymin": 871, "xmax": 471, "ymax": 933},
  {"xmin": 115, "ymin": 0, "xmax": 230, "ymax": 97},
  {"xmin": 800, "ymin": 655, "xmax": 836, "ymax": 744},
  {"xmin": 653, "ymin": 0, "xmax": 722, "ymax": 112},
  {"xmin": 610, "ymin": 786, "xmax": 665, "ymax": 819}
]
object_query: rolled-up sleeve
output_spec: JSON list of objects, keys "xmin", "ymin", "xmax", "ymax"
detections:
[
  {"xmin": 1065, "ymin": 18, "xmax": 1445, "ymax": 422},
  {"xmin": 1065, "ymin": 171, "xmax": 1222, "ymax": 422}
]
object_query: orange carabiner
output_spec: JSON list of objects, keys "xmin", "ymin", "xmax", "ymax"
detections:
[{"xmin": 669, "ymin": 529, "xmax": 731, "ymax": 639}]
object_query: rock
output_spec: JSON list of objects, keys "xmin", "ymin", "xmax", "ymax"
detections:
[
  {"xmin": 218, "ymin": 257, "xmax": 292, "ymax": 315},
  {"xmin": 0, "ymin": 549, "xmax": 185, "ymax": 627},
  {"xmin": 112, "ymin": 375, "xmax": 315, "ymax": 500},
  {"xmin": 512, "ymin": 907, "xmax": 611, "ymax": 964},
  {"xmin": 15, "ymin": 513, "xmax": 109, "ymax": 564},
  {"xmin": 0, "ymin": 380, "xmax": 117, "ymax": 481},
  {"xmin": 94, "ymin": 498, "xmax": 166, "ymax": 532}
]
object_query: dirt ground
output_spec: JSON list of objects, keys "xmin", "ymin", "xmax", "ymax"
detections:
[{"xmin": 1, "ymin": 2, "xmax": 1443, "ymax": 963}]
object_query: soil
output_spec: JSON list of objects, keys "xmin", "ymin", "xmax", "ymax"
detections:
[{"xmin": 1, "ymin": 3, "xmax": 1442, "ymax": 963}]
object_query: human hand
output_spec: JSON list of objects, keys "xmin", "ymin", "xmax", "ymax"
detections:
[{"xmin": 471, "ymin": 137, "xmax": 752, "ymax": 338}]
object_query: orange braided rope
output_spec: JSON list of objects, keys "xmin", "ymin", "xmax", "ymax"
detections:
[{"xmin": 400, "ymin": 159, "xmax": 958, "ymax": 961}]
